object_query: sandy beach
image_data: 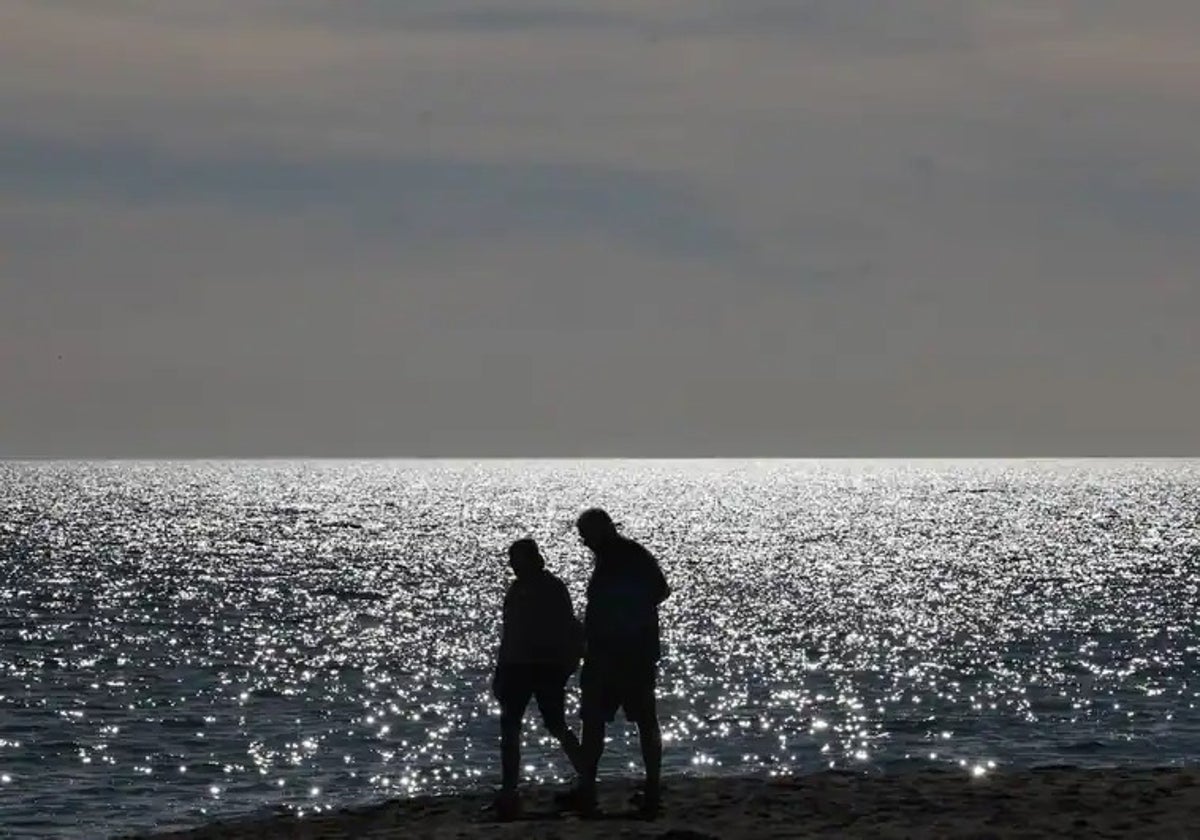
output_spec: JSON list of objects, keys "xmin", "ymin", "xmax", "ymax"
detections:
[{"xmin": 127, "ymin": 767, "xmax": 1200, "ymax": 839}]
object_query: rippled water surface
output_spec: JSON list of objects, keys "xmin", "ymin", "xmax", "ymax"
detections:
[{"xmin": 2, "ymin": 460, "xmax": 1199, "ymax": 837}]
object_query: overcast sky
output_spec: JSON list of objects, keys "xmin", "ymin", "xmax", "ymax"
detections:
[{"xmin": 2, "ymin": 1, "xmax": 1198, "ymax": 456}]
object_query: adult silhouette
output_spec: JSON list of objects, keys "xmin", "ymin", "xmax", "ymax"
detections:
[
  {"xmin": 492, "ymin": 538, "xmax": 584, "ymax": 819},
  {"xmin": 569, "ymin": 508, "xmax": 670, "ymax": 816}
]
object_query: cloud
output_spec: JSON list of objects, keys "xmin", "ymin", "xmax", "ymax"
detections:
[
  {"xmin": 2, "ymin": 0, "xmax": 1199, "ymax": 454},
  {"xmin": 0, "ymin": 131, "xmax": 742, "ymax": 260}
]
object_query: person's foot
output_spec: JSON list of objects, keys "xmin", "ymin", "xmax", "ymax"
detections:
[
  {"xmin": 492, "ymin": 789, "xmax": 522, "ymax": 822},
  {"xmin": 630, "ymin": 784, "xmax": 662, "ymax": 820},
  {"xmin": 553, "ymin": 785, "xmax": 598, "ymax": 816}
]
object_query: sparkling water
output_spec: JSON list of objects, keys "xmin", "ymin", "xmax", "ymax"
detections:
[{"xmin": 2, "ymin": 460, "xmax": 1198, "ymax": 837}]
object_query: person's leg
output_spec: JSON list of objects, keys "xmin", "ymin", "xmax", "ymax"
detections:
[
  {"xmin": 552, "ymin": 716, "xmax": 601, "ymax": 815},
  {"xmin": 579, "ymin": 717, "xmax": 605, "ymax": 799},
  {"xmin": 636, "ymin": 715, "xmax": 662, "ymax": 798},
  {"xmin": 570, "ymin": 660, "xmax": 609, "ymax": 810},
  {"xmin": 552, "ymin": 725, "xmax": 584, "ymax": 774},
  {"xmin": 629, "ymin": 661, "xmax": 662, "ymax": 813},
  {"xmin": 500, "ymin": 711, "xmax": 523, "ymax": 793},
  {"xmin": 496, "ymin": 666, "xmax": 534, "ymax": 795},
  {"xmin": 534, "ymin": 667, "xmax": 584, "ymax": 774}
]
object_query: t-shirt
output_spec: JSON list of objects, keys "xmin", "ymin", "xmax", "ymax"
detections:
[
  {"xmin": 498, "ymin": 570, "xmax": 584, "ymax": 667},
  {"xmin": 584, "ymin": 536, "xmax": 670, "ymax": 662}
]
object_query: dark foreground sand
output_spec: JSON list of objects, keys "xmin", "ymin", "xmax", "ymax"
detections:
[{"xmin": 128, "ymin": 768, "xmax": 1200, "ymax": 839}]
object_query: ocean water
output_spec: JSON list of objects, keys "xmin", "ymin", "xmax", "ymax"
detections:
[{"xmin": 1, "ymin": 459, "xmax": 1199, "ymax": 837}]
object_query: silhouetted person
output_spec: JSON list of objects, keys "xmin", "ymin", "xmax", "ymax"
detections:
[
  {"xmin": 570, "ymin": 508, "xmax": 670, "ymax": 817},
  {"xmin": 492, "ymin": 538, "xmax": 585, "ymax": 819}
]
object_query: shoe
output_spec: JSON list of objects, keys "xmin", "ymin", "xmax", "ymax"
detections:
[
  {"xmin": 553, "ymin": 786, "xmax": 598, "ymax": 816},
  {"xmin": 630, "ymin": 785, "xmax": 662, "ymax": 820},
  {"xmin": 492, "ymin": 789, "xmax": 522, "ymax": 822}
]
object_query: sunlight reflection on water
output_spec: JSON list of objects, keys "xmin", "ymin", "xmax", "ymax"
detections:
[{"xmin": 1, "ymin": 459, "xmax": 1198, "ymax": 836}]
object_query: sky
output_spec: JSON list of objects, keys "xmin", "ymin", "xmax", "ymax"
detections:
[{"xmin": 2, "ymin": 1, "xmax": 1198, "ymax": 456}]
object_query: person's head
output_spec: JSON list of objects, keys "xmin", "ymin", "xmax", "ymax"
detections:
[
  {"xmin": 507, "ymin": 538, "xmax": 544, "ymax": 578},
  {"xmin": 576, "ymin": 507, "xmax": 618, "ymax": 552}
]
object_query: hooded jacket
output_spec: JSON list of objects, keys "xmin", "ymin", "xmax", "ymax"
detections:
[{"xmin": 498, "ymin": 569, "xmax": 584, "ymax": 669}]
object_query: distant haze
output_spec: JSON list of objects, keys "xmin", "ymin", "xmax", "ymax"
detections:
[{"xmin": 2, "ymin": 1, "xmax": 1198, "ymax": 456}]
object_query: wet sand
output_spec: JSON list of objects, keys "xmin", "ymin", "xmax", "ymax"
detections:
[{"xmin": 128, "ymin": 767, "xmax": 1200, "ymax": 839}]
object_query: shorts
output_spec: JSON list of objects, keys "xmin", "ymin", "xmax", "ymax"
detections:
[
  {"xmin": 580, "ymin": 655, "xmax": 658, "ymax": 724},
  {"xmin": 493, "ymin": 663, "xmax": 571, "ymax": 732}
]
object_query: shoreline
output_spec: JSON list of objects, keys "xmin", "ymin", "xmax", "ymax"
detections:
[{"xmin": 126, "ymin": 767, "xmax": 1200, "ymax": 839}]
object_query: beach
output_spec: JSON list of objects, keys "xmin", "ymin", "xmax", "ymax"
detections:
[{"xmin": 130, "ymin": 768, "xmax": 1200, "ymax": 839}]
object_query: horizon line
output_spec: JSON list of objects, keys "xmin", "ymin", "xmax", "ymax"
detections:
[{"xmin": 3, "ymin": 455, "xmax": 1199, "ymax": 463}]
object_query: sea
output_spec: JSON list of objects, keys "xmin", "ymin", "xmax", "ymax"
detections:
[{"xmin": 1, "ymin": 459, "xmax": 1198, "ymax": 837}]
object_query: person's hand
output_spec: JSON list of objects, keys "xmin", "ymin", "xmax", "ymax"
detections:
[{"xmin": 560, "ymin": 655, "xmax": 581, "ymax": 678}]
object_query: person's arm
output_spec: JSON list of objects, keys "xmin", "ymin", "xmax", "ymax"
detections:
[
  {"xmin": 553, "ymin": 578, "xmax": 585, "ymax": 666},
  {"xmin": 493, "ymin": 587, "xmax": 512, "ymax": 698},
  {"xmin": 555, "ymin": 577, "xmax": 575, "ymax": 621},
  {"xmin": 653, "ymin": 564, "xmax": 670, "ymax": 604},
  {"xmin": 644, "ymin": 548, "xmax": 670, "ymax": 604}
]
